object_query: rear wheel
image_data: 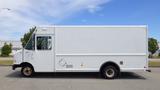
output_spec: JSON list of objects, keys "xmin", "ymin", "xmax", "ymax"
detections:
[
  {"xmin": 102, "ymin": 65, "xmax": 119, "ymax": 79},
  {"xmin": 21, "ymin": 66, "xmax": 34, "ymax": 77}
]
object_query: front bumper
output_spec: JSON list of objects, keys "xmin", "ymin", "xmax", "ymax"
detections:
[{"xmin": 12, "ymin": 64, "xmax": 21, "ymax": 70}]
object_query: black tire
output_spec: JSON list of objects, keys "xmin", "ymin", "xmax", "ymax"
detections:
[
  {"xmin": 21, "ymin": 65, "xmax": 34, "ymax": 77},
  {"xmin": 102, "ymin": 65, "xmax": 119, "ymax": 79}
]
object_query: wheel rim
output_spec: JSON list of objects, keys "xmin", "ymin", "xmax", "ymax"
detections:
[
  {"xmin": 105, "ymin": 68, "xmax": 115, "ymax": 78},
  {"xmin": 23, "ymin": 67, "xmax": 32, "ymax": 76}
]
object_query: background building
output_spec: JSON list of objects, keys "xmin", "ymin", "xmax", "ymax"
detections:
[{"xmin": 0, "ymin": 40, "xmax": 22, "ymax": 55}]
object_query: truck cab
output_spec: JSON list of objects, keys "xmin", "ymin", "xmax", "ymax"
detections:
[{"xmin": 13, "ymin": 27, "xmax": 55, "ymax": 76}]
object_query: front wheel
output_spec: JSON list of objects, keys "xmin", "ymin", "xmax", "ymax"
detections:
[
  {"xmin": 21, "ymin": 66, "xmax": 34, "ymax": 77},
  {"xmin": 102, "ymin": 65, "xmax": 119, "ymax": 79}
]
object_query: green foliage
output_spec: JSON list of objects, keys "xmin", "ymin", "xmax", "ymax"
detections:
[
  {"xmin": 21, "ymin": 27, "xmax": 36, "ymax": 47},
  {"xmin": 148, "ymin": 38, "xmax": 159, "ymax": 57},
  {"xmin": 1, "ymin": 43, "xmax": 12, "ymax": 57}
]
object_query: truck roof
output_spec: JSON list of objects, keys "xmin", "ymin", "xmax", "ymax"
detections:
[
  {"xmin": 36, "ymin": 25, "xmax": 147, "ymax": 28},
  {"xmin": 35, "ymin": 25, "xmax": 147, "ymax": 35}
]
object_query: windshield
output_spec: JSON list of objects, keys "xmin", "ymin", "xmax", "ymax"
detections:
[{"xmin": 25, "ymin": 34, "xmax": 35, "ymax": 50}]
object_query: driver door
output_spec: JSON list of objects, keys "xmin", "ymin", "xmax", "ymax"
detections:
[{"xmin": 34, "ymin": 35, "xmax": 54, "ymax": 72}]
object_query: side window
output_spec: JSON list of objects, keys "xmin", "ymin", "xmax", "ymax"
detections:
[
  {"xmin": 25, "ymin": 34, "xmax": 35, "ymax": 50},
  {"xmin": 36, "ymin": 36, "xmax": 52, "ymax": 50}
]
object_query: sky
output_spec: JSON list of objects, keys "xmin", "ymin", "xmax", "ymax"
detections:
[{"xmin": 0, "ymin": 0, "xmax": 159, "ymax": 41}]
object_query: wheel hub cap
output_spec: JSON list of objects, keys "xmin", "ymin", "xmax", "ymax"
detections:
[
  {"xmin": 23, "ymin": 67, "xmax": 32, "ymax": 76},
  {"xmin": 106, "ymin": 68, "xmax": 114, "ymax": 78}
]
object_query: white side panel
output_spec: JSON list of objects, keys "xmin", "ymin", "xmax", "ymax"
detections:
[
  {"xmin": 55, "ymin": 26, "xmax": 147, "ymax": 54},
  {"xmin": 55, "ymin": 26, "xmax": 147, "ymax": 72},
  {"xmin": 55, "ymin": 55, "xmax": 147, "ymax": 72}
]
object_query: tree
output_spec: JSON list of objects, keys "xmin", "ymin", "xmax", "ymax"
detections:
[
  {"xmin": 1, "ymin": 43, "xmax": 12, "ymax": 57},
  {"xmin": 148, "ymin": 38, "xmax": 159, "ymax": 57},
  {"xmin": 9, "ymin": 43, "xmax": 12, "ymax": 48},
  {"xmin": 21, "ymin": 27, "xmax": 36, "ymax": 47}
]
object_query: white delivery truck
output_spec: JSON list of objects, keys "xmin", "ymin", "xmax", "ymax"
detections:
[{"xmin": 12, "ymin": 25, "xmax": 148, "ymax": 79}]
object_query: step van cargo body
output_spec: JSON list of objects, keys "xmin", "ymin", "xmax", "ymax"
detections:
[{"xmin": 12, "ymin": 25, "xmax": 148, "ymax": 79}]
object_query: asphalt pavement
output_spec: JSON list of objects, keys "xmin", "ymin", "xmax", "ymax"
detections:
[{"xmin": 0, "ymin": 66, "xmax": 160, "ymax": 90}]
